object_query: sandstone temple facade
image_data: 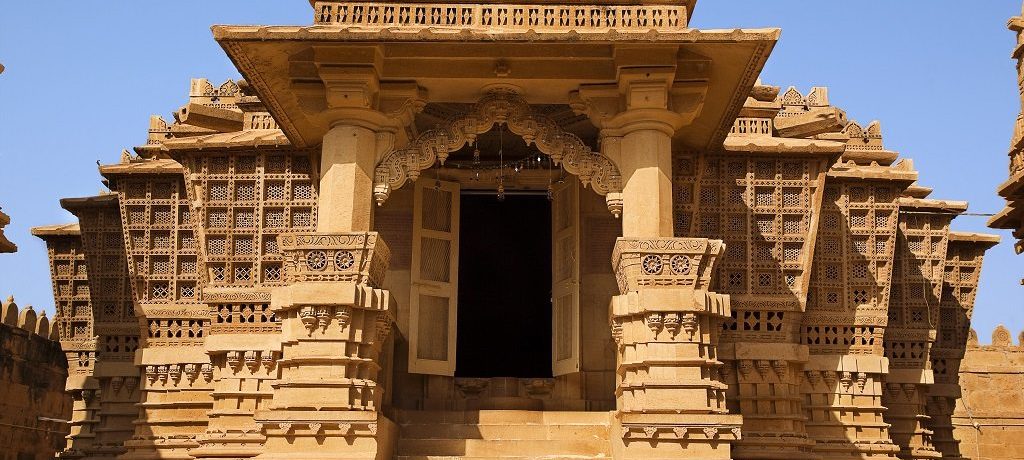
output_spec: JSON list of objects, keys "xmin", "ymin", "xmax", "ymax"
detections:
[
  {"xmin": 994, "ymin": 4, "xmax": 1024, "ymax": 258},
  {"xmin": 25, "ymin": 2, "xmax": 1011, "ymax": 459}
]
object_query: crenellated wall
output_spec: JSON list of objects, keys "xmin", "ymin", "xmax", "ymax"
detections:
[
  {"xmin": 951, "ymin": 326, "xmax": 1024, "ymax": 460},
  {"xmin": 0, "ymin": 297, "xmax": 72, "ymax": 460}
]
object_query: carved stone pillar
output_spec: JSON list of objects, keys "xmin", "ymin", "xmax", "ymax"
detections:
[
  {"xmin": 255, "ymin": 232, "xmax": 395, "ymax": 460},
  {"xmin": 610, "ymin": 238, "xmax": 740, "ymax": 459},
  {"xmin": 318, "ymin": 124, "xmax": 380, "ymax": 233},
  {"xmin": 313, "ymin": 64, "xmax": 425, "ymax": 233},
  {"xmin": 574, "ymin": 64, "xmax": 733, "ymax": 458},
  {"xmin": 115, "ymin": 310, "xmax": 213, "ymax": 460},
  {"xmin": 573, "ymin": 67, "xmax": 707, "ymax": 238}
]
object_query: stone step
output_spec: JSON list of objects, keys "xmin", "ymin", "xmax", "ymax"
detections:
[
  {"xmin": 396, "ymin": 456, "xmax": 608, "ymax": 460},
  {"xmin": 396, "ymin": 439, "xmax": 610, "ymax": 458},
  {"xmin": 395, "ymin": 410, "xmax": 612, "ymax": 426},
  {"xmin": 400, "ymin": 422, "xmax": 609, "ymax": 440}
]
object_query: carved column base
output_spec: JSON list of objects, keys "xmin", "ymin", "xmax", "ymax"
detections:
[
  {"xmin": 884, "ymin": 383, "xmax": 941, "ymax": 460},
  {"xmin": 611, "ymin": 237, "xmax": 739, "ymax": 460},
  {"xmin": 804, "ymin": 355, "xmax": 900, "ymax": 460},
  {"xmin": 883, "ymin": 367, "xmax": 941, "ymax": 460},
  {"xmin": 925, "ymin": 392, "xmax": 962, "ymax": 459},
  {"xmin": 191, "ymin": 347, "xmax": 279, "ymax": 460},
  {"xmin": 256, "ymin": 412, "xmax": 396, "ymax": 460},
  {"xmin": 721, "ymin": 347, "xmax": 817, "ymax": 460},
  {"xmin": 612, "ymin": 414, "xmax": 743, "ymax": 460},
  {"xmin": 119, "ymin": 362, "xmax": 213, "ymax": 460},
  {"xmin": 256, "ymin": 232, "xmax": 395, "ymax": 460}
]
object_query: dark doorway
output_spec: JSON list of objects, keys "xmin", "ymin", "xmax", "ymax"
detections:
[{"xmin": 456, "ymin": 193, "xmax": 553, "ymax": 378}]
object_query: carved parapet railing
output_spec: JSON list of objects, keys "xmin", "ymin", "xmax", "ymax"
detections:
[
  {"xmin": 610, "ymin": 237, "xmax": 740, "ymax": 459},
  {"xmin": 257, "ymin": 232, "xmax": 397, "ymax": 459},
  {"xmin": 312, "ymin": 2, "xmax": 689, "ymax": 33}
]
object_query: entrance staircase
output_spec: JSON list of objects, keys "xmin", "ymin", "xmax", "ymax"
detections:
[{"xmin": 394, "ymin": 410, "xmax": 612, "ymax": 459}]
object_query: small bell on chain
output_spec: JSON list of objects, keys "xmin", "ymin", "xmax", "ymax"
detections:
[
  {"xmin": 547, "ymin": 184, "xmax": 554, "ymax": 201},
  {"xmin": 497, "ymin": 183, "xmax": 506, "ymax": 202}
]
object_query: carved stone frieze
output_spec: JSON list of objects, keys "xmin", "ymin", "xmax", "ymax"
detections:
[
  {"xmin": 278, "ymin": 232, "xmax": 391, "ymax": 285},
  {"xmin": 611, "ymin": 237, "xmax": 722, "ymax": 293}
]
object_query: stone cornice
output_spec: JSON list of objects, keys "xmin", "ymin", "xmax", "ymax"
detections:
[
  {"xmin": 30, "ymin": 223, "xmax": 81, "ymax": 237},
  {"xmin": 948, "ymin": 231, "xmax": 1001, "ymax": 247},
  {"xmin": 897, "ymin": 197, "xmax": 969, "ymax": 214},
  {"xmin": 722, "ymin": 135, "xmax": 845, "ymax": 156},
  {"xmin": 213, "ymin": 24, "xmax": 780, "ymax": 44}
]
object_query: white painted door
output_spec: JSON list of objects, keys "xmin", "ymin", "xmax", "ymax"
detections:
[
  {"xmin": 408, "ymin": 180, "xmax": 460, "ymax": 376},
  {"xmin": 551, "ymin": 178, "xmax": 581, "ymax": 376}
]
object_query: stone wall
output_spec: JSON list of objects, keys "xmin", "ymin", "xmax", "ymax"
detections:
[
  {"xmin": 951, "ymin": 326, "xmax": 1024, "ymax": 460},
  {"xmin": 0, "ymin": 297, "xmax": 72, "ymax": 460}
]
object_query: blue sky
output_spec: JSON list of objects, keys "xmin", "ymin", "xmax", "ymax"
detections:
[{"xmin": 0, "ymin": 1, "xmax": 1021, "ymax": 340}]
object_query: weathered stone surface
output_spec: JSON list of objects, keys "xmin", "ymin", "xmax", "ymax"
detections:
[
  {"xmin": 951, "ymin": 328, "xmax": 1024, "ymax": 460},
  {"xmin": 9, "ymin": 2, "xmax": 1019, "ymax": 460}
]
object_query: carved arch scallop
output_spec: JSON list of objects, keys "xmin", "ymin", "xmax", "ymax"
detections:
[{"xmin": 372, "ymin": 90, "xmax": 624, "ymax": 216}]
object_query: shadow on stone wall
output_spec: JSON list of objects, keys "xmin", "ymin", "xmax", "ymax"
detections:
[{"xmin": 0, "ymin": 296, "xmax": 72, "ymax": 460}]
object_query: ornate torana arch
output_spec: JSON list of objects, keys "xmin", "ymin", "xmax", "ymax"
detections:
[{"xmin": 372, "ymin": 90, "xmax": 624, "ymax": 216}]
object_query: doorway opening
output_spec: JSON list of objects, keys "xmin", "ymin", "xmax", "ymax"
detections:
[{"xmin": 455, "ymin": 193, "xmax": 553, "ymax": 378}]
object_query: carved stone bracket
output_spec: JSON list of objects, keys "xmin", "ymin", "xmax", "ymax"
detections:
[
  {"xmin": 144, "ymin": 363, "xmax": 214, "ymax": 386},
  {"xmin": 261, "ymin": 420, "xmax": 379, "ymax": 438},
  {"xmin": 622, "ymin": 424, "xmax": 742, "ymax": 441},
  {"xmin": 373, "ymin": 89, "xmax": 624, "ymax": 215}
]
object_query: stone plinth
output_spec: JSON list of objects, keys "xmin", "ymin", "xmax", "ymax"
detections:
[{"xmin": 610, "ymin": 237, "xmax": 741, "ymax": 459}]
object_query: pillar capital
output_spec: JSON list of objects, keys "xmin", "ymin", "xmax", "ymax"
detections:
[
  {"xmin": 314, "ymin": 67, "xmax": 427, "ymax": 233},
  {"xmin": 570, "ymin": 67, "xmax": 708, "ymax": 137},
  {"xmin": 317, "ymin": 62, "xmax": 427, "ymax": 136}
]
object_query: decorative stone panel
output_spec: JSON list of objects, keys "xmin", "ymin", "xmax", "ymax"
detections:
[{"xmin": 278, "ymin": 232, "xmax": 390, "ymax": 286}]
